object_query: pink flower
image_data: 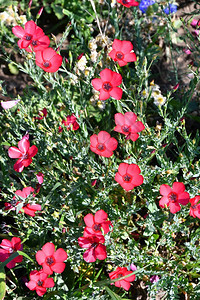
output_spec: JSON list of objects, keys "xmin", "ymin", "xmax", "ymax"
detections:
[
  {"xmin": 0, "ymin": 237, "xmax": 23, "ymax": 269},
  {"xmin": 190, "ymin": 19, "xmax": 198, "ymax": 28},
  {"xmin": 189, "ymin": 196, "xmax": 200, "ymax": 219},
  {"xmin": 115, "ymin": 163, "xmax": 143, "ymax": 191},
  {"xmin": 90, "ymin": 131, "xmax": 118, "ymax": 157},
  {"xmin": 109, "ymin": 267, "xmax": 136, "ymax": 291},
  {"xmin": 36, "ymin": 242, "xmax": 67, "ymax": 275},
  {"xmin": 183, "ymin": 49, "xmax": 191, "ymax": 55},
  {"xmin": 114, "ymin": 112, "xmax": 145, "ymax": 141},
  {"xmin": 84, "ymin": 209, "xmax": 112, "ymax": 235},
  {"xmin": 117, "ymin": 0, "xmax": 139, "ymax": 8},
  {"xmin": 12, "ymin": 20, "xmax": 50, "ymax": 52},
  {"xmin": 36, "ymin": 172, "xmax": 44, "ymax": 184},
  {"xmin": 92, "ymin": 68, "xmax": 123, "ymax": 101},
  {"xmin": 1, "ymin": 99, "xmax": 20, "ymax": 110},
  {"xmin": 35, "ymin": 48, "xmax": 62, "ymax": 73},
  {"xmin": 26, "ymin": 270, "xmax": 54, "ymax": 297},
  {"xmin": 78, "ymin": 231, "xmax": 107, "ymax": 263},
  {"xmin": 35, "ymin": 108, "xmax": 47, "ymax": 120},
  {"xmin": 109, "ymin": 39, "xmax": 136, "ymax": 67},
  {"xmin": 159, "ymin": 182, "xmax": 190, "ymax": 214},
  {"xmin": 8, "ymin": 134, "xmax": 38, "ymax": 172},
  {"xmin": 59, "ymin": 114, "xmax": 79, "ymax": 132}
]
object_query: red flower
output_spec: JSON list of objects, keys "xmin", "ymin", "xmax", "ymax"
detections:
[
  {"xmin": 90, "ymin": 131, "xmax": 118, "ymax": 157},
  {"xmin": 114, "ymin": 112, "xmax": 145, "ymax": 141},
  {"xmin": 36, "ymin": 242, "xmax": 67, "ymax": 275},
  {"xmin": 159, "ymin": 182, "xmax": 190, "ymax": 214},
  {"xmin": 84, "ymin": 209, "xmax": 112, "ymax": 235},
  {"xmin": 189, "ymin": 196, "xmax": 200, "ymax": 219},
  {"xmin": 8, "ymin": 134, "xmax": 38, "ymax": 172},
  {"xmin": 5, "ymin": 187, "xmax": 41, "ymax": 217},
  {"xmin": 35, "ymin": 48, "xmax": 62, "ymax": 73},
  {"xmin": 12, "ymin": 20, "xmax": 50, "ymax": 52},
  {"xmin": 36, "ymin": 172, "xmax": 44, "ymax": 184},
  {"xmin": 26, "ymin": 270, "xmax": 54, "ymax": 297},
  {"xmin": 35, "ymin": 108, "xmax": 48, "ymax": 120},
  {"xmin": 0, "ymin": 237, "xmax": 23, "ymax": 269},
  {"xmin": 59, "ymin": 114, "xmax": 79, "ymax": 132},
  {"xmin": 109, "ymin": 267, "xmax": 136, "ymax": 291},
  {"xmin": 78, "ymin": 231, "xmax": 107, "ymax": 263},
  {"xmin": 109, "ymin": 39, "xmax": 136, "ymax": 67},
  {"xmin": 92, "ymin": 68, "xmax": 123, "ymax": 101},
  {"xmin": 117, "ymin": 0, "xmax": 139, "ymax": 7},
  {"xmin": 115, "ymin": 163, "xmax": 143, "ymax": 191}
]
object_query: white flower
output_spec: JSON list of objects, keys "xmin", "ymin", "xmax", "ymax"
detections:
[
  {"xmin": 76, "ymin": 55, "xmax": 87, "ymax": 71},
  {"xmin": 153, "ymin": 94, "xmax": 166, "ymax": 106},
  {"xmin": 90, "ymin": 51, "xmax": 98, "ymax": 62},
  {"xmin": 97, "ymin": 100, "xmax": 106, "ymax": 110}
]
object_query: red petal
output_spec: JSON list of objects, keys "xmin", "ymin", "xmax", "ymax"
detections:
[
  {"xmin": 121, "ymin": 41, "xmax": 133, "ymax": 53},
  {"xmin": 22, "ymin": 158, "xmax": 32, "ymax": 167},
  {"xmin": 124, "ymin": 52, "xmax": 137, "ymax": 62},
  {"xmin": 128, "ymin": 164, "xmax": 141, "ymax": 176},
  {"xmin": 118, "ymin": 60, "xmax": 128, "ymax": 67},
  {"xmin": 131, "ymin": 121, "xmax": 145, "ymax": 133},
  {"xmin": 91, "ymin": 78, "xmax": 102, "ymax": 91},
  {"xmin": 11, "ymin": 237, "xmax": 22, "ymax": 250},
  {"xmin": 172, "ymin": 182, "xmax": 186, "ymax": 194},
  {"xmin": 8, "ymin": 147, "xmax": 22, "ymax": 158},
  {"xmin": 131, "ymin": 174, "xmax": 143, "ymax": 187},
  {"xmin": 84, "ymin": 213, "xmax": 95, "ymax": 227},
  {"xmin": 35, "ymin": 50, "xmax": 44, "ymax": 64},
  {"xmin": 100, "ymin": 68, "xmax": 113, "ymax": 82},
  {"xmin": 99, "ymin": 89, "xmax": 110, "ymax": 100},
  {"xmin": 125, "ymin": 272, "xmax": 136, "ymax": 282},
  {"xmin": 51, "ymin": 262, "xmax": 66, "ymax": 273},
  {"xmin": 42, "ymin": 242, "xmax": 55, "ymax": 256},
  {"xmin": 109, "ymin": 87, "xmax": 123, "ymax": 100},
  {"xmin": 78, "ymin": 237, "xmax": 92, "ymax": 248},
  {"xmin": 110, "ymin": 72, "xmax": 122, "ymax": 87},
  {"xmin": 95, "ymin": 244, "xmax": 107, "ymax": 260},
  {"xmin": 42, "ymin": 263, "xmax": 53, "ymax": 275},
  {"xmin": 129, "ymin": 133, "xmax": 139, "ymax": 141},
  {"xmin": 118, "ymin": 163, "xmax": 129, "ymax": 176},
  {"xmin": 43, "ymin": 277, "xmax": 55, "ymax": 288},
  {"xmin": 42, "ymin": 48, "xmax": 57, "ymax": 60},
  {"xmin": 112, "ymin": 39, "xmax": 123, "ymax": 51},
  {"xmin": 83, "ymin": 248, "xmax": 96, "ymax": 263},
  {"xmin": 105, "ymin": 137, "xmax": 118, "ymax": 151},
  {"xmin": 90, "ymin": 134, "xmax": 98, "ymax": 147},
  {"xmin": 169, "ymin": 202, "xmax": 181, "ymax": 214},
  {"xmin": 54, "ymin": 248, "xmax": 67, "ymax": 262},
  {"xmin": 12, "ymin": 26, "xmax": 25, "ymax": 38},
  {"xmin": 25, "ymin": 20, "xmax": 36, "ymax": 35},
  {"xmin": 108, "ymin": 49, "xmax": 117, "ymax": 60},
  {"xmin": 114, "ymin": 113, "xmax": 125, "ymax": 126},
  {"xmin": 18, "ymin": 138, "xmax": 30, "ymax": 154},
  {"xmin": 159, "ymin": 196, "xmax": 169, "ymax": 208},
  {"xmin": 48, "ymin": 53, "xmax": 62, "ymax": 72},
  {"xmin": 94, "ymin": 210, "xmax": 108, "ymax": 223},
  {"xmin": 28, "ymin": 145, "xmax": 38, "ymax": 157},
  {"xmin": 98, "ymin": 131, "xmax": 111, "ymax": 143},
  {"xmin": 36, "ymin": 250, "xmax": 46, "ymax": 265},
  {"xmin": 14, "ymin": 159, "xmax": 24, "ymax": 172},
  {"xmin": 178, "ymin": 192, "xmax": 190, "ymax": 205},
  {"xmin": 160, "ymin": 184, "xmax": 171, "ymax": 196},
  {"xmin": 26, "ymin": 280, "xmax": 37, "ymax": 290},
  {"xmin": 36, "ymin": 287, "xmax": 47, "ymax": 296},
  {"xmin": 23, "ymin": 187, "xmax": 34, "ymax": 197},
  {"xmin": 120, "ymin": 280, "xmax": 131, "ymax": 291}
]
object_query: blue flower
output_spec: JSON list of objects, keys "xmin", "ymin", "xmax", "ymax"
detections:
[
  {"xmin": 163, "ymin": 3, "xmax": 177, "ymax": 15},
  {"xmin": 139, "ymin": 0, "xmax": 155, "ymax": 13}
]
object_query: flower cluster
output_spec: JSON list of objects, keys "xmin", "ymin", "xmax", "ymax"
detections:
[
  {"xmin": 78, "ymin": 210, "xmax": 112, "ymax": 262},
  {"xmin": 159, "ymin": 182, "xmax": 200, "ymax": 218},
  {"xmin": 12, "ymin": 20, "xmax": 62, "ymax": 72},
  {"xmin": 141, "ymin": 81, "xmax": 166, "ymax": 107},
  {"xmin": 26, "ymin": 242, "xmax": 67, "ymax": 296},
  {"xmin": 0, "ymin": 5, "xmax": 27, "ymax": 26}
]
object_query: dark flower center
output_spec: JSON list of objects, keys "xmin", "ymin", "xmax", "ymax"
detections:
[
  {"xmin": 91, "ymin": 242, "xmax": 98, "ymax": 249},
  {"xmin": 46, "ymin": 256, "xmax": 55, "ymax": 266},
  {"xmin": 122, "ymin": 126, "xmax": 130, "ymax": 133},
  {"xmin": 116, "ymin": 51, "xmax": 124, "ymax": 60},
  {"xmin": 122, "ymin": 0, "xmax": 128, "ymax": 3},
  {"xmin": 32, "ymin": 40, "xmax": 38, "ymax": 46},
  {"xmin": 168, "ymin": 192, "xmax": 178, "ymax": 203},
  {"xmin": 43, "ymin": 61, "xmax": 51, "ymax": 68},
  {"xmin": 123, "ymin": 174, "xmax": 132, "ymax": 182},
  {"xmin": 10, "ymin": 199, "xmax": 18, "ymax": 206},
  {"xmin": 117, "ymin": 273, "xmax": 123, "ymax": 278},
  {"xmin": 37, "ymin": 280, "xmax": 43, "ymax": 286},
  {"xmin": 25, "ymin": 35, "xmax": 32, "ymax": 41},
  {"xmin": 97, "ymin": 143, "xmax": 105, "ymax": 151},
  {"xmin": 22, "ymin": 153, "xmax": 28, "ymax": 159},
  {"xmin": 93, "ymin": 224, "xmax": 101, "ymax": 231},
  {"xmin": 103, "ymin": 82, "xmax": 113, "ymax": 92},
  {"xmin": 191, "ymin": 204, "xmax": 197, "ymax": 209}
]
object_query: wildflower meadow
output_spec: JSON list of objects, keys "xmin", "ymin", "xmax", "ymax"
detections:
[{"xmin": 0, "ymin": 0, "xmax": 200, "ymax": 299}]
